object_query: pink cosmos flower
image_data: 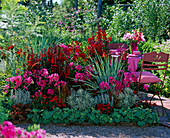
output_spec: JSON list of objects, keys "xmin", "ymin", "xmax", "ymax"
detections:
[
  {"xmin": 75, "ymin": 65, "xmax": 82, "ymax": 71},
  {"xmin": 118, "ymin": 70, "xmax": 124, "ymax": 77},
  {"xmin": 85, "ymin": 65, "xmax": 94, "ymax": 72},
  {"xmin": 84, "ymin": 71, "xmax": 91, "ymax": 80}
]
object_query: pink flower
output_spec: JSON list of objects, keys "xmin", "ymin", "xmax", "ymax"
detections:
[
  {"xmin": 100, "ymin": 81, "xmax": 110, "ymax": 90},
  {"xmin": 123, "ymin": 30, "xmax": 145, "ymax": 42},
  {"xmin": 47, "ymin": 89, "xmax": 54, "ymax": 95},
  {"xmin": 109, "ymin": 77, "xmax": 115, "ymax": 84},
  {"xmin": 69, "ymin": 62, "xmax": 75, "ymax": 70},
  {"xmin": 144, "ymin": 84, "xmax": 150, "ymax": 91},
  {"xmin": 24, "ymin": 76, "xmax": 33, "ymax": 85},
  {"xmin": 75, "ymin": 65, "xmax": 82, "ymax": 71},
  {"xmin": 104, "ymin": 82, "xmax": 110, "ymax": 90},
  {"xmin": 100, "ymin": 81, "xmax": 105, "ymax": 89},
  {"xmin": 8, "ymin": 75, "xmax": 22, "ymax": 89},
  {"xmin": 39, "ymin": 68, "xmax": 49, "ymax": 77},
  {"xmin": 74, "ymin": 72, "xmax": 84, "ymax": 83},
  {"xmin": 48, "ymin": 73, "xmax": 59, "ymax": 84},
  {"xmin": 37, "ymin": 80, "xmax": 46, "ymax": 90},
  {"xmin": 16, "ymin": 127, "xmax": 22, "ymax": 135},
  {"xmin": 118, "ymin": 70, "xmax": 124, "ymax": 77},
  {"xmin": 4, "ymin": 84, "xmax": 9, "ymax": 93}
]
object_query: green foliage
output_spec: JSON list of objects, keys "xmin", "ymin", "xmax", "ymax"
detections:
[
  {"xmin": 82, "ymin": 53, "xmax": 123, "ymax": 95},
  {"xmin": 138, "ymin": 39, "xmax": 156, "ymax": 54},
  {"xmin": 1, "ymin": 96, "xmax": 13, "ymax": 120},
  {"xmin": 0, "ymin": 96, "xmax": 8, "ymax": 123},
  {"xmin": 133, "ymin": 0, "xmax": 170, "ymax": 41},
  {"xmin": 27, "ymin": 106, "xmax": 159, "ymax": 127},
  {"xmin": 106, "ymin": 0, "xmax": 170, "ymax": 42},
  {"xmin": 94, "ymin": 93, "xmax": 114, "ymax": 106},
  {"xmin": 67, "ymin": 89, "xmax": 95, "ymax": 110},
  {"xmin": 27, "ymin": 124, "xmax": 41, "ymax": 132},
  {"xmin": 118, "ymin": 87, "xmax": 138, "ymax": 108},
  {"xmin": 106, "ymin": 5, "xmax": 135, "ymax": 39},
  {"xmin": 10, "ymin": 88, "xmax": 32, "ymax": 105}
]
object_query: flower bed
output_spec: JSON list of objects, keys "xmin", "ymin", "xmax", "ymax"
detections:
[{"xmin": 0, "ymin": 26, "xmax": 159, "ymax": 131}]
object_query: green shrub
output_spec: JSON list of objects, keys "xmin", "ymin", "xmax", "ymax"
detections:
[
  {"xmin": 133, "ymin": 0, "xmax": 170, "ymax": 41},
  {"xmin": 10, "ymin": 89, "xmax": 32, "ymax": 105},
  {"xmin": 0, "ymin": 96, "xmax": 9, "ymax": 123},
  {"xmin": 94, "ymin": 93, "xmax": 114, "ymax": 106},
  {"xmin": 67, "ymin": 89, "xmax": 95, "ymax": 111},
  {"xmin": 27, "ymin": 106, "xmax": 159, "ymax": 127},
  {"xmin": 118, "ymin": 87, "xmax": 138, "ymax": 108}
]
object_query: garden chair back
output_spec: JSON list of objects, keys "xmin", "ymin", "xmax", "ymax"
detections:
[
  {"xmin": 136, "ymin": 52, "xmax": 169, "ymax": 114},
  {"xmin": 108, "ymin": 43, "xmax": 118, "ymax": 50},
  {"xmin": 117, "ymin": 43, "xmax": 127, "ymax": 49}
]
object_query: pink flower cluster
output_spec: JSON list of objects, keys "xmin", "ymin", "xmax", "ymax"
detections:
[
  {"xmin": 100, "ymin": 81, "xmax": 110, "ymax": 90},
  {"xmin": 99, "ymin": 71, "xmax": 138, "ymax": 92},
  {"xmin": 123, "ymin": 72, "xmax": 138, "ymax": 87},
  {"xmin": 47, "ymin": 89, "xmax": 54, "ymax": 95},
  {"xmin": 74, "ymin": 65, "xmax": 94, "ymax": 83},
  {"xmin": 75, "ymin": 65, "xmax": 82, "ymax": 71},
  {"xmin": 69, "ymin": 62, "xmax": 75, "ymax": 70},
  {"xmin": 123, "ymin": 30, "xmax": 145, "ymax": 42},
  {"xmin": 0, "ymin": 121, "xmax": 46, "ymax": 138},
  {"xmin": 144, "ymin": 84, "xmax": 150, "ymax": 91},
  {"xmin": 4, "ymin": 68, "xmax": 67, "ymax": 96},
  {"xmin": 32, "ymin": 69, "xmax": 67, "ymax": 95},
  {"xmin": 7, "ymin": 75, "xmax": 22, "ymax": 89},
  {"xmin": 5, "ymin": 72, "xmax": 33, "ymax": 92}
]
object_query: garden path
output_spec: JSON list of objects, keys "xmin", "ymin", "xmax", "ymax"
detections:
[{"xmin": 147, "ymin": 93, "xmax": 170, "ymax": 128}]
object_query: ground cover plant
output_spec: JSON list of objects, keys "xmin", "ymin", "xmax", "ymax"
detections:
[{"xmin": 0, "ymin": 0, "xmax": 169, "ymax": 133}]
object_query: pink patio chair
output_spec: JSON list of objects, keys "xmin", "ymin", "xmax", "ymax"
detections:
[
  {"xmin": 135, "ymin": 52, "xmax": 169, "ymax": 114},
  {"xmin": 117, "ymin": 43, "xmax": 127, "ymax": 49},
  {"xmin": 108, "ymin": 43, "xmax": 119, "ymax": 50}
]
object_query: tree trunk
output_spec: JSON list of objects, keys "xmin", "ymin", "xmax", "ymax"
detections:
[
  {"xmin": 97, "ymin": 0, "xmax": 102, "ymax": 18},
  {"xmin": 75, "ymin": 0, "xmax": 78, "ymax": 10},
  {"xmin": 42, "ymin": 0, "xmax": 46, "ymax": 5}
]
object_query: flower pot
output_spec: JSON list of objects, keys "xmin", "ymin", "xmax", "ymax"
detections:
[{"xmin": 130, "ymin": 42, "xmax": 138, "ymax": 54}]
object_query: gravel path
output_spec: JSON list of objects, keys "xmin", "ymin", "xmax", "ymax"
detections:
[{"xmin": 15, "ymin": 123, "xmax": 170, "ymax": 138}]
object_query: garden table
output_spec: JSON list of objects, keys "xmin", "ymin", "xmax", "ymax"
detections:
[
  {"xmin": 127, "ymin": 54, "xmax": 142, "ymax": 72},
  {"xmin": 110, "ymin": 54, "xmax": 142, "ymax": 72}
]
